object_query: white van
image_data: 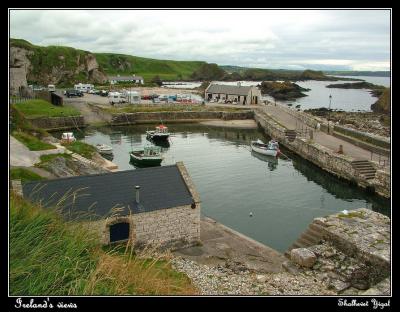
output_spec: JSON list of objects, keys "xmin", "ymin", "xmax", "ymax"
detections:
[
  {"xmin": 109, "ymin": 92, "xmax": 125, "ymax": 104},
  {"xmin": 48, "ymin": 84, "xmax": 56, "ymax": 92},
  {"xmin": 122, "ymin": 91, "xmax": 141, "ymax": 104}
]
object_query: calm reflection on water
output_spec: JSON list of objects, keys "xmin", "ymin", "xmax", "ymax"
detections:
[{"xmin": 65, "ymin": 124, "xmax": 390, "ymax": 252}]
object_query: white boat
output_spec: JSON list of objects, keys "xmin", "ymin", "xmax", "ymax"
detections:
[
  {"xmin": 250, "ymin": 139, "xmax": 280, "ymax": 157},
  {"xmin": 61, "ymin": 132, "xmax": 76, "ymax": 143},
  {"xmin": 96, "ymin": 143, "xmax": 113, "ymax": 155}
]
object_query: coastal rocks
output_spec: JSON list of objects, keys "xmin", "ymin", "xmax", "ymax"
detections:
[
  {"xmin": 290, "ymin": 248, "xmax": 317, "ymax": 268},
  {"xmin": 39, "ymin": 154, "xmax": 108, "ymax": 178},
  {"xmin": 171, "ymin": 257, "xmax": 335, "ymax": 295}
]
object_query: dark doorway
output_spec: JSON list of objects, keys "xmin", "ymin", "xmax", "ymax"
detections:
[{"xmin": 109, "ymin": 222, "xmax": 130, "ymax": 243}]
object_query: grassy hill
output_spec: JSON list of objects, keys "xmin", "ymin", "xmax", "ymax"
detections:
[
  {"xmin": 95, "ymin": 53, "xmax": 206, "ymax": 81},
  {"xmin": 10, "ymin": 38, "xmax": 207, "ymax": 84}
]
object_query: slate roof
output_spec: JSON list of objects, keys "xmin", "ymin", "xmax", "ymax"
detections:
[
  {"xmin": 22, "ymin": 165, "xmax": 194, "ymax": 220},
  {"xmin": 205, "ymin": 84, "xmax": 255, "ymax": 96}
]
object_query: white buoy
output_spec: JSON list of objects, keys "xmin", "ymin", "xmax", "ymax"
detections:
[{"xmin": 249, "ymin": 212, "xmax": 253, "ymax": 217}]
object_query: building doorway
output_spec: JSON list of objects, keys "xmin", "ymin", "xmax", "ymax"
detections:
[{"xmin": 109, "ymin": 222, "xmax": 130, "ymax": 243}]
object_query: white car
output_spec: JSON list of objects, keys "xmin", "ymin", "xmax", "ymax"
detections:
[{"xmin": 88, "ymin": 89, "xmax": 98, "ymax": 94}]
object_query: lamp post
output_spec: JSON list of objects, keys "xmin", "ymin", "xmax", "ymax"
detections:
[{"xmin": 328, "ymin": 94, "xmax": 332, "ymax": 134}]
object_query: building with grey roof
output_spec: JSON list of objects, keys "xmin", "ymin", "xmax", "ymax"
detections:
[
  {"xmin": 205, "ymin": 82, "xmax": 261, "ymax": 105},
  {"xmin": 109, "ymin": 75, "xmax": 144, "ymax": 84},
  {"xmin": 20, "ymin": 162, "xmax": 200, "ymax": 249}
]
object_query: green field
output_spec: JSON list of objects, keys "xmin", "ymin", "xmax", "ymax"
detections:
[
  {"xmin": 12, "ymin": 99, "xmax": 81, "ymax": 118},
  {"xmin": 10, "ymin": 192, "xmax": 198, "ymax": 295}
]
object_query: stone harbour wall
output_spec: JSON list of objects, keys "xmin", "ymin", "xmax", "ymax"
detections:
[
  {"xmin": 111, "ymin": 110, "xmax": 254, "ymax": 125},
  {"xmin": 315, "ymin": 209, "xmax": 390, "ymax": 282},
  {"xmin": 254, "ymin": 109, "xmax": 390, "ymax": 198},
  {"xmin": 28, "ymin": 116, "xmax": 85, "ymax": 130}
]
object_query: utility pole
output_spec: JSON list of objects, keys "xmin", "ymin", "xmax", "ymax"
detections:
[{"xmin": 328, "ymin": 94, "xmax": 332, "ymax": 134}]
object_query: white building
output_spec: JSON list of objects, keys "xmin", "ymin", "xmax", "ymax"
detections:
[
  {"xmin": 109, "ymin": 75, "xmax": 144, "ymax": 85},
  {"xmin": 74, "ymin": 83, "xmax": 94, "ymax": 93},
  {"xmin": 205, "ymin": 83, "xmax": 262, "ymax": 105}
]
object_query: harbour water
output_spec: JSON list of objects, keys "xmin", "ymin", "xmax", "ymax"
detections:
[{"xmin": 73, "ymin": 124, "xmax": 390, "ymax": 253}]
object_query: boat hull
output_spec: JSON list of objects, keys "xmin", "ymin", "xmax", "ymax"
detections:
[
  {"xmin": 250, "ymin": 144, "xmax": 278, "ymax": 157},
  {"xmin": 130, "ymin": 152, "xmax": 163, "ymax": 166},
  {"xmin": 146, "ymin": 132, "xmax": 170, "ymax": 140}
]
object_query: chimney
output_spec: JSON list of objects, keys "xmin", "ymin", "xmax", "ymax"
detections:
[{"xmin": 135, "ymin": 185, "xmax": 140, "ymax": 204}]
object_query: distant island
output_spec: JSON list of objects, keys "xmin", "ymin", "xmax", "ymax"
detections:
[
  {"xmin": 260, "ymin": 81, "xmax": 310, "ymax": 100},
  {"xmin": 323, "ymin": 70, "xmax": 390, "ymax": 77}
]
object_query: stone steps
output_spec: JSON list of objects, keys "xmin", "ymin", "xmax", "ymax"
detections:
[
  {"xmin": 351, "ymin": 160, "xmax": 376, "ymax": 180},
  {"xmin": 285, "ymin": 129, "xmax": 297, "ymax": 142},
  {"xmin": 285, "ymin": 221, "xmax": 326, "ymax": 259}
]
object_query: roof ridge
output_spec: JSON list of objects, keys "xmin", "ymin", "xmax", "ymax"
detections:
[{"xmin": 22, "ymin": 164, "xmax": 179, "ymax": 186}]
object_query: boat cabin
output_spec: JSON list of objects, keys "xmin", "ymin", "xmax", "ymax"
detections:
[{"xmin": 143, "ymin": 145, "xmax": 161, "ymax": 156}]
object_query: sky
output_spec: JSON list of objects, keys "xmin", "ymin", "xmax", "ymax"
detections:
[{"xmin": 9, "ymin": 9, "xmax": 391, "ymax": 71}]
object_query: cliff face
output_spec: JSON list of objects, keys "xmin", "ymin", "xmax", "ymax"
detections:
[
  {"xmin": 10, "ymin": 39, "xmax": 108, "ymax": 94},
  {"xmin": 371, "ymin": 88, "xmax": 390, "ymax": 115},
  {"xmin": 9, "ymin": 46, "xmax": 33, "ymax": 95}
]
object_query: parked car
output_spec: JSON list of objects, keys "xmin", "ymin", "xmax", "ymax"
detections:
[
  {"xmin": 152, "ymin": 97, "xmax": 160, "ymax": 103},
  {"xmin": 99, "ymin": 90, "xmax": 109, "ymax": 97},
  {"xmin": 88, "ymin": 89, "xmax": 98, "ymax": 94},
  {"xmin": 66, "ymin": 89, "xmax": 83, "ymax": 98}
]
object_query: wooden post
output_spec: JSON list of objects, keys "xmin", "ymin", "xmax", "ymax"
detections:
[{"xmin": 338, "ymin": 144, "xmax": 343, "ymax": 154}]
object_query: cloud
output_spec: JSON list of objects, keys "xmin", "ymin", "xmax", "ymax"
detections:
[{"xmin": 9, "ymin": 9, "xmax": 391, "ymax": 71}]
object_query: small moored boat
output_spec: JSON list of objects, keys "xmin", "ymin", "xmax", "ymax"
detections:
[
  {"xmin": 146, "ymin": 124, "xmax": 170, "ymax": 140},
  {"xmin": 129, "ymin": 145, "xmax": 163, "ymax": 167},
  {"xmin": 250, "ymin": 139, "xmax": 280, "ymax": 157},
  {"xmin": 96, "ymin": 143, "xmax": 113, "ymax": 155},
  {"xmin": 61, "ymin": 132, "xmax": 76, "ymax": 143}
]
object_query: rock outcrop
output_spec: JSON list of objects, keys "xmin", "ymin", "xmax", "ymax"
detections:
[
  {"xmin": 9, "ymin": 39, "xmax": 108, "ymax": 94},
  {"xmin": 9, "ymin": 46, "xmax": 33, "ymax": 96}
]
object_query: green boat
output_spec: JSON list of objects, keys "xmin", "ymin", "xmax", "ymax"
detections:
[{"xmin": 129, "ymin": 145, "xmax": 163, "ymax": 167}]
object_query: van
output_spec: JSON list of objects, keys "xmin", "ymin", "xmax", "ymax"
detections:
[
  {"xmin": 122, "ymin": 91, "xmax": 141, "ymax": 104},
  {"xmin": 48, "ymin": 84, "xmax": 56, "ymax": 92},
  {"xmin": 108, "ymin": 92, "xmax": 125, "ymax": 104}
]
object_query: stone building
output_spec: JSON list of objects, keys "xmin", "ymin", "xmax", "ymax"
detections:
[
  {"xmin": 205, "ymin": 83, "xmax": 261, "ymax": 105},
  {"xmin": 21, "ymin": 162, "xmax": 200, "ymax": 249}
]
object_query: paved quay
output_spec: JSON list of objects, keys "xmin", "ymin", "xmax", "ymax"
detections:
[
  {"xmin": 259, "ymin": 104, "xmax": 389, "ymax": 168},
  {"xmin": 173, "ymin": 216, "xmax": 286, "ymax": 273}
]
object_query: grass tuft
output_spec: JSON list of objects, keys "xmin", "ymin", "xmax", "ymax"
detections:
[
  {"xmin": 12, "ymin": 131, "xmax": 56, "ymax": 151},
  {"xmin": 10, "ymin": 168, "xmax": 46, "ymax": 183},
  {"xmin": 62, "ymin": 141, "xmax": 97, "ymax": 159}
]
